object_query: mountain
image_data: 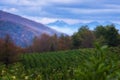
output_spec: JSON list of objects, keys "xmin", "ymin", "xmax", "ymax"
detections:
[
  {"xmin": 47, "ymin": 20, "xmax": 68, "ymax": 27},
  {"xmin": 47, "ymin": 20, "xmax": 78, "ymax": 35},
  {"xmin": 46, "ymin": 20, "xmax": 120, "ymax": 35},
  {"xmin": 101, "ymin": 21, "xmax": 113, "ymax": 26},
  {"xmin": 0, "ymin": 10, "xmax": 63, "ymax": 47},
  {"xmin": 86, "ymin": 21, "xmax": 100, "ymax": 30}
]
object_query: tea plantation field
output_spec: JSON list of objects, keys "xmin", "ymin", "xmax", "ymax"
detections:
[{"xmin": 0, "ymin": 47, "xmax": 120, "ymax": 80}]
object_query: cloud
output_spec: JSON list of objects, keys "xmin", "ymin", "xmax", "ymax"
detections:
[
  {"xmin": 50, "ymin": 26, "xmax": 77, "ymax": 35},
  {"xmin": 105, "ymin": 4, "xmax": 120, "ymax": 9},
  {"xmin": 22, "ymin": 16, "xmax": 58, "ymax": 24},
  {"xmin": 0, "ymin": 0, "xmax": 120, "ymax": 24},
  {"xmin": 68, "ymin": 8, "xmax": 120, "ymax": 14},
  {"xmin": 0, "ymin": 0, "xmax": 79, "ymax": 7},
  {"xmin": 22, "ymin": 16, "xmax": 83, "ymax": 24},
  {"xmin": 3, "ymin": 8, "xmax": 18, "ymax": 13}
]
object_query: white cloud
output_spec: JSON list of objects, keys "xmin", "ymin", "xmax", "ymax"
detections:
[
  {"xmin": 0, "ymin": 0, "xmax": 116, "ymax": 8},
  {"xmin": 63, "ymin": 8, "xmax": 120, "ymax": 14},
  {"xmin": 105, "ymin": 4, "xmax": 120, "ymax": 9},
  {"xmin": 50, "ymin": 26, "xmax": 77, "ymax": 35},
  {"xmin": 39, "ymin": 17, "xmax": 80, "ymax": 24},
  {"xmin": 17, "ymin": 0, "xmax": 48, "ymax": 6},
  {"xmin": 59, "ymin": 19, "xmax": 92, "ymax": 24},
  {"xmin": 0, "ymin": 0, "xmax": 48, "ymax": 7},
  {"xmin": 22, "ymin": 15, "xmax": 93, "ymax": 24},
  {"xmin": 40, "ymin": 18, "xmax": 57, "ymax": 24},
  {"xmin": 3, "ymin": 8, "xmax": 18, "ymax": 13},
  {"xmin": 49, "ymin": 0, "xmax": 79, "ymax": 4},
  {"xmin": 40, "ymin": 18, "xmax": 81, "ymax": 24},
  {"xmin": 39, "ymin": 17, "xmax": 91, "ymax": 24},
  {"xmin": 22, "ymin": 16, "xmax": 57, "ymax": 24},
  {"xmin": 0, "ymin": 0, "xmax": 79, "ymax": 7}
]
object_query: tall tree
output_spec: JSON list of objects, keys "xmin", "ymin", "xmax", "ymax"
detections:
[
  {"xmin": 72, "ymin": 26, "xmax": 95, "ymax": 48},
  {"xmin": 49, "ymin": 34, "xmax": 58, "ymax": 51},
  {"xmin": 31, "ymin": 33, "xmax": 60, "ymax": 52},
  {"xmin": 94, "ymin": 24, "xmax": 120, "ymax": 46},
  {"xmin": 32, "ymin": 33, "xmax": 51, "ymax": 52},
  {"xmin": 72, "ymin": 32, "xmax": 82, "ymax": 49},
  {"xmin": 58, "ymin": 34, "xmax": 72, "ymax": 50},
  {"xmin": 105, "ymin": 25, "xmax": 120, "ymax": 46},
  {"xmin": 0, "ymin": 35, "xmax": 20, "ymax": 66},
  {"xmin": 94, "ymin": 25, "xmax": 106, "ymax": 45}
]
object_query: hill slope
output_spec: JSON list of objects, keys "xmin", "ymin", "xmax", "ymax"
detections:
[{"xmin": 0, "ymin": 10, "xmax": 63, "ymax": 47}]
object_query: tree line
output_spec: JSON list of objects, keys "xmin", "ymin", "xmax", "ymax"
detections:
[{"xmin": 26, "ymin": 24, "xmax": 120, "ymax": 53}]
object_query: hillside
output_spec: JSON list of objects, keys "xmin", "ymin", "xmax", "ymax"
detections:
[{"xmin": 0, "ymin": 10, "xmax": 63, "ymax": 47}]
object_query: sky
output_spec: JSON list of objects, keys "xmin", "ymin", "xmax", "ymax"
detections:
[{"xmin": 0, "ymin": 0, "xmax": 120, "ymax": 24}]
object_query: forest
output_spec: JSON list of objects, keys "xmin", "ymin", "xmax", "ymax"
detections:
[{"xmin": 26, "ymin": 24, "xmax": 120, "ymax": 52}]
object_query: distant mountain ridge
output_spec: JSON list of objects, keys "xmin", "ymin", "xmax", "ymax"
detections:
[
  {"xmin": 47, "ymin": 20, "xmax": 68, "ymax": 27},
  {"xmin": 47, "ymin": 20, "xmax": 120, "ymax": 35},
  {"xmin": 0, "ymin": 10, "xmax": 63, "ymax": 47}
]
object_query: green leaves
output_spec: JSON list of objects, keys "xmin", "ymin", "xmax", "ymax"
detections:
[
  {"xmin": 0, "ymin": 47, "xmax": 120, "ymax": 80},
  {"xmin": 94, "ymin": 25, "xmax": 120, "ymax": 47}
]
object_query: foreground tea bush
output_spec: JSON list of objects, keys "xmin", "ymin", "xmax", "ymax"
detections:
[
  {"xmin": 0, "ymin": 63, "xmax": 43, "ymax": 80},
  {"xmin": 0, "ymin": 46, "xmax": 120, "ymax": 80}
]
